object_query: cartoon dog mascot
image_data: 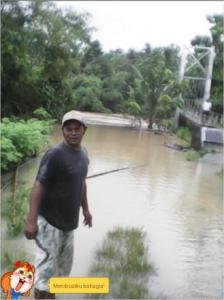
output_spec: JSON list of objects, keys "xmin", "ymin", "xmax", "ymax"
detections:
[{"xmin": 1, "ymin": 261, "xmax": 35, "ymax": 300}]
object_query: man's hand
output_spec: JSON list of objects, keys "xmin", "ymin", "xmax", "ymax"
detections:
[
  {"xmin": 82, "ymin": 210, "xmax": 92, "ymax": 227},
  {"xmin": 24, "ymin": 219, "xmax": 38, "ymax": 239},
  {"xmin": 24, "ymin": 180, "xmax": 43, "ymax": 239}
]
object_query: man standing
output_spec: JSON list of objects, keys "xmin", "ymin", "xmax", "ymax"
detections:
[
  {"xmin": 202, "ymin": 99, "xmax": 212, "ymax": 124},
  {"xmin": 24, "ymin": 111, "xmax": 92, "ymax": 299}
]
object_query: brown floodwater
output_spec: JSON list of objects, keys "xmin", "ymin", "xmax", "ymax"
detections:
[{"xmin": 1, "ymin": 124, "xmax": 223, "ymax": 299}]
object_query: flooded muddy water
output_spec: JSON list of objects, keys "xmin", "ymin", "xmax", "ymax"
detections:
[{"xmin": 1, "ymin": 124, "xmax": 223, "ymax": 299}]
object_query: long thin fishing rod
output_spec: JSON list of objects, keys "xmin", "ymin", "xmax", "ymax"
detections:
[{"xmin": 87, "ymin": 164, "xmax": 145, "ymax": 179}]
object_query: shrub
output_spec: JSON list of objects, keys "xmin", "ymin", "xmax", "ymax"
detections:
[
  {"xmin": 1, "ymin": 118, "xmax": 53, "ymax": 172},
  {"xmin": 1, "ymin": 137, "xmax": 22, "ymax": 171},
  {"xmin": 176, "ymin": 127, "xmax": 191, "ymax": 143}
]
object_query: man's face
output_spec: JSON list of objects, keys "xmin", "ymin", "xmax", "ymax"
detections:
[{"xmin": 62, "ymin": 120, "xmax": 86, "ymax": 148}]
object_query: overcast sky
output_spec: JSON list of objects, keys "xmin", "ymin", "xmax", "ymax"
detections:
[{"xmin": 55, "ymin": 1, "xmax": 223, "ymax": 52}]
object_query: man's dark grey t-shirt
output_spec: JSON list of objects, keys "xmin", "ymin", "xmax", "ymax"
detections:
[{"xmin": 36, "ymin": 142, "xmax": 89, "ymax": 231}]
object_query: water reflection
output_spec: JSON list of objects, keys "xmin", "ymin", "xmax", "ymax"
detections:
[{"xmin": 1, "ymin": 125, "xmax": 223, "ymax": 299}]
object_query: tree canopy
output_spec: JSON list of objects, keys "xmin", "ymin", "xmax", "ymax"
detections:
[{"xmin": 1, "ymin": 1, "xmax": 222, "ymax": 124}]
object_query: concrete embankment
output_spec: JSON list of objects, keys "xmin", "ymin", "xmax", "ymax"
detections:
[
  {"xmin": 80, "ymin": 111, "xmax": 148, "ymax": 129},
  {"xmin": 199, "ymin": 153, "xmax": 223, "ymax": 166}
]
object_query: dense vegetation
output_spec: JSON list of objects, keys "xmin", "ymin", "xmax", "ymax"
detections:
[
  {"xmin": 1, "ymin": 114, "xmax": 54, "ymax": 172},
  {"xmin": 2, "ymin": 1, "xmax": 222, "ymax": 124}
]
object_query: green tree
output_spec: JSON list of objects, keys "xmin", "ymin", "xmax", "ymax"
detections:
[
  {"xmin": 102, "ymin": 70, "xmax": 130, "ymax": 112},
  {"xmin": 99, "ymin": 51, "xmax": 131, "ymax": 112},
  {"xmin": 164, "ymin": 45, "xmax": 180, "ymax": 74},
  {"xmin": 208, "ymin": 14, "xmax": 223, "ymax": 113},
  {"xmin": 72, "ymin": 74, "xmax": 106, "ymax": 112},
  {"xmin": 191, "ymin": 35, "xmax": 212, "ymax": 47},
  {"xmin": 130, "ymin": 48, "xmax": 185, "ymax": 129},
  {"xmin": 81, "ymin": 40, "xmax": 104, "ymax": 75},
  {"xmin": 1, "ymin": 1, "xmax": 93, "ymax": 118},
  {"xmin": 29, "ymin": 2, "xmax": 92, "ymax": 118},
  {"xmin": 1, "ymin": 1, "xmax": 39, "ymax": 116}
]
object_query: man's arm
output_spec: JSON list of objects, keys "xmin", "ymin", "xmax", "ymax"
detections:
[
  {"xmin": 24, "ymin": 180, "xmax": 44, "ymax": 239},
  {"xmin": 82, "ymin": 180, "xmax": 92, "ymax": 227}
]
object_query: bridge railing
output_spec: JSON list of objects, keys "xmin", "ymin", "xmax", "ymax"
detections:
[{"xmin": 183, "ymin": 100, "xmax": 223, "ymax": 128}]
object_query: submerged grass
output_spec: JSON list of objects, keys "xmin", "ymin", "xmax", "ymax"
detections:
[
  {"xmin": 185, "ymin": 149, "xmax": 211, "ymax": 161},
  {"xmin": 87, "ymin": 227, "xmax": 153, "ymax": 299},
  {"xmin": 185, "ymin": 150, "xmax": 201, "ymax": 161}
]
